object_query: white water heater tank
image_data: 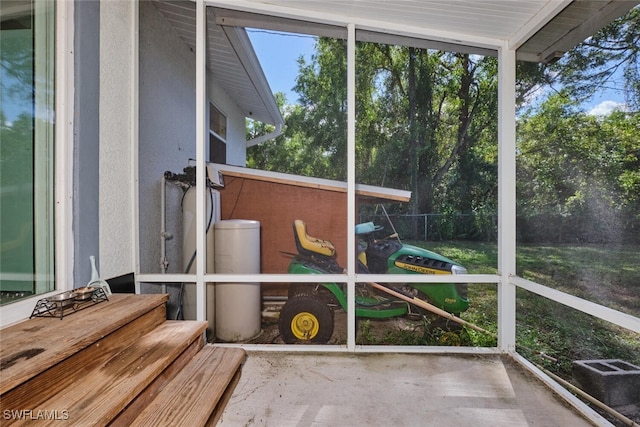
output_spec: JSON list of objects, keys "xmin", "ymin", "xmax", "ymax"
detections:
[
  {"xmin": 181, "ymin": 186, "xmax": 218, "ymax": 341},
  {"xmin": 214, "ymin": 219, "xmax": 261, "ymax": 342}
]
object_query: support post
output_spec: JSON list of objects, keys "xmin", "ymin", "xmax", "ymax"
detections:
[
  {"xmin": 195, "ymin": 0, "xmax": 207, "ymax": 322},
  {"xmin": 497, "ymin": 44, "xmax": 517, "ymax": 352},
  {"xmin": 346, "ymin": 23, "xmax": 356, "ymax": 351}
]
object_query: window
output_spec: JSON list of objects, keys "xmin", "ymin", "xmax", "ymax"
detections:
[
  {"xmin": 0, "ymin": 0, "xmax": 55, "ymax": 305},
  {"xmin": 209, "ymin": 102, "xmax": 227, "ymax": 164}
]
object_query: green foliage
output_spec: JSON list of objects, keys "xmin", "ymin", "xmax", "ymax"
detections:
[
  {"xmin": 265, "ymin": 38, "xmax": 501, "ymax": 221},
  {"xmin": 352, "ymin": 239, "xmax": 638, "ymax": 369},
  {"xmin": 247, "ymin": 9, "xmax": 639, "ymax": 244},
  {"xmin": 289, "ymin": 38, "xmax": 349, "ymax": 180},
  {"xmin": 420, "ymin": 240, "xmax": 640, "ymax": 377},
  {"xmin": 552, "ymin": 7, "xmax": 640, "ymax": 110},
  {"xmin": 356, "ymin": 319, "xmax": 428, "ymax": 346},
  {"xmin": 355, "ymin": 318, "xmax": 483, "ymax": 347},
  {"xmin": 517, "ymin": 94, "xmax": 640, "ymax": 243}
]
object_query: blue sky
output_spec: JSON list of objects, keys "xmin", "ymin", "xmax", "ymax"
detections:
[
  {"xmin": 247, "ymin": 29, "xmax": 317, "ymax": 104},
  {"xmin": 582, "ymin": 79, "xmax": 629, "ymax": 115},
  {"xmin": 248, "ymin": 29, "xmax": 627, "ymax": 116}
]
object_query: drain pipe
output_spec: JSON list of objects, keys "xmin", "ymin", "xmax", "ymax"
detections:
[{"xmin": 246, "ymin": 123, "xmax": 283, "ymax": 148}]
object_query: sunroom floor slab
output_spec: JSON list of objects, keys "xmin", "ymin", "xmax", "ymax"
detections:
[{"xmin": 217, "ymin": 352, "xmax": 594, "ymax": 426}]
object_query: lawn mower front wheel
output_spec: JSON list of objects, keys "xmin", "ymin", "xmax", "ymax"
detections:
[{"xmin": 279, "ymin": 294, "xmax": 334, "ymax": 344}]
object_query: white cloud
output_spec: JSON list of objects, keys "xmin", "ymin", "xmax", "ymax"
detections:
[{"xmin": 587, "ymin": 100, "xmax": 627, "ymax": 116}]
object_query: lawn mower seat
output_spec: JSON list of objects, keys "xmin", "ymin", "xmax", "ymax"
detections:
[{"xmin": 293, "ymin": 220, "xmax": 336, "ymax": 257}]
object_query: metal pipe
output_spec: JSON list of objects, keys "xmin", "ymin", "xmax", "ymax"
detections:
[
  {"xmin": 160, "ymin": 174, "xmax": 166, "ymax": 274},
  {"xmin": 535, "ymin": 363, "xmax": 640, "ymax": 427},
  {"xmin": 263, "ymin": 296, "xmax": 287, "ymax": 302},
  {"xmin": 160, "ymin": 174, "xmax": 167, "ymax": 294}
]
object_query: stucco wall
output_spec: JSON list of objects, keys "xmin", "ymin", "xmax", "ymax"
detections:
[
  {"xmin": 99, "ymin": 0, "xmax": 135, "ymax": 279},
  {"xmin": 74, "ymin": 0, "xmax": 100, "ymax": 286},
  {"xmin": 137, "ymin": 1, "xmax": 248, "ymax": 276},
  {"xmin": 138, "ymin": 0, "xmax": 196, "ymax": 276}
]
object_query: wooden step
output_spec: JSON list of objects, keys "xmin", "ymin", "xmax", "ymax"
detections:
[
  {"xmin": 128, "ymin": 345, "xmax": 246, "ymax": 427},
  {"xmin": 0, "ymin": 294, "xmax": 169, "ymax": 396},
  {"xmin": 0, "ymin": 302, "xmax": 167, "ymax": 413},
  {"xmin": 8, "ymin": 320, "xmax": 207, "ymax": 426},
  {"xmin": 110, "ymin": 330, "xmax": 209, "ymax": 426}
]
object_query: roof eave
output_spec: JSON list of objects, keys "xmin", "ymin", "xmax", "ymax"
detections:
[
  {"xmin": 221, "ymin": 25, "xmax": 284, "ymax": 126},
  {"xmin": 516, "ymin": 1, "xmax": 640, "ymax": 63}
]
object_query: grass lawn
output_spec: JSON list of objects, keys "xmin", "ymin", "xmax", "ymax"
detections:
[{"xmin": 414, "ymin": 240, "xmax": 640, "ymax": 377}]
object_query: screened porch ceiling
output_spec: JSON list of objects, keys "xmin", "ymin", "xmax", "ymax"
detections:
[
  {"xmin": 216, "ymin": 0, "xmax": 638, "ymax": 62},
  {"xmin": 151, "ymin": 0, "xmax": 638, "ymax": 126}
]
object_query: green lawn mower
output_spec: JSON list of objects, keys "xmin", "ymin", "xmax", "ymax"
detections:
[{"xmin": 278, "ymin": 219, "xmax": 470, "ymax": 344}]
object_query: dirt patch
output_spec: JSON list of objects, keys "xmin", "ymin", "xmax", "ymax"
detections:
[{"xmin": 242, "ymin": 307, "xmax": 435, "ymax": 346}]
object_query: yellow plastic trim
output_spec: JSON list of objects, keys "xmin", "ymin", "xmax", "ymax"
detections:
[{"xmin": 291, "ymin": 311, "xmax": 320, "ymax": 340}]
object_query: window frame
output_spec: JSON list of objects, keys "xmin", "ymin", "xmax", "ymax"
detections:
[
  {"xmin": 0, "ymin": 0, "xmax": 74, "ymax": 327},
  {"xmin": 208, "ymin": 101, "xmax": 227, "ymax": 164}
]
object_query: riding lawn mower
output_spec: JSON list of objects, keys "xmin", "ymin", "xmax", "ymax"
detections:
[{"xmin": 278, "ymin": 219, "xmax": 470, "ymax": 344}]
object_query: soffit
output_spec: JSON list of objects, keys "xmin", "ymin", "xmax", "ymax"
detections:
[
  {"xmin": 210, "ymin": 0, "xmax": 638, "ymax": 62},
  {"xmin": 150, "ymin": 0, "xmax": 637, "ymax": 124},
  {"xmin": 518, "ymin": 1, "xmax": 639, "ymax": 62},
  {"xmin": 151, "ymin": 0, "xmax": 283, "ymax": 125}
]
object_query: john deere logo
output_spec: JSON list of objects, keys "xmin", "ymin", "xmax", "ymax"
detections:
[{"xmin": 394, "ymin": 261, "xmax": 450, "ymax": 275}]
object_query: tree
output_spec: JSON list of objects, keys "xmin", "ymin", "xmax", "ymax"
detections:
[
  {"xmin": 517, "ymin": 93, "xmax": 640, "ymax": 242},
  {"xmin": 287, "ymin": 38, "xmax": 349, "ymax": 181},
  {"xmin": 246, "ymin": 92, "xmax": 332, "ymax": 177},
  {"xmin": 551, "ymin": 6, "xmax": 640, "ymax": 110},
  {"xmin": 248, "ymin": 37, "xmax": 501, "ymax": 239},
  {"xmin": 358, "ymin": 46, "xmax": 499, "ymax": 231},
  {"xmin": 246, "ymin": 7, "xmax": 640, "ymax": 242}
]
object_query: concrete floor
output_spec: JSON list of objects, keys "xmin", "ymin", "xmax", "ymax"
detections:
[{"xmin": 218, "ymin": 352, "xmax": 595, "ymax": 427}]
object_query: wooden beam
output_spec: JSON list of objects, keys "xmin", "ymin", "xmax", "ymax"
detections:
[{"xmin": 213, "ymin": 163, "xmax": 411, "ymax": 203}]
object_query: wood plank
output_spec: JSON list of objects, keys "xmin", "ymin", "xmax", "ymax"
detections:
[
  {"xmin": 214, "ymin": 163, "xmax": 412, "ymax": 202},
  {"xmin": 0, "ymin": 304, "xmax": 167, "ymax": 413},
  {"xmin": 218, "ymin": 173, "xmax": 409, "ymax": 275},
  {"xmin": 129, "ymin": 346, "xmax": 246, "ymax": 427},
  {"xmin": 0, "ymin": 294, "xmax": 169, "ymax": 395},
  {"xmin": 205, "ymin": 369, "xmax": 242, "ymax": 427},
  {"xmin": 9, "ymin": 320, "xmax": 207, "ymax": 427},
  {"xmin": 109, "ymin": 333, "xmax": 205, "ymax": 427},
  {"xmin": 220, "ymin": 176, "xmax": 349, "ymax": 273}
]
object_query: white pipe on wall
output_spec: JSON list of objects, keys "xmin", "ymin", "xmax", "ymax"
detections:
[{"xmin": 246, "ymin": 123, "xmax": 283, "ymax": 148}]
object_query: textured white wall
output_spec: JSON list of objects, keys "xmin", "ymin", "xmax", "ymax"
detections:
[
  {"xmin": 137, "ymin": 2, "xmax": 248, "ymax": 275},
  {"xmin": 138, "ymin": 0, "xmax": 196, "ymax": 275},
  {"xmin": 99, "ymin": 1, "xmax": 135, "ymax": 279}
]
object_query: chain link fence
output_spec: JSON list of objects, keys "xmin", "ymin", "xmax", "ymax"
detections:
[
  {"xmin": 359, "ymin": 212, "xmax": 639, "ymax": 244},
  {"xmin": 358, "ymin": 213, "xmax": 498, "ymax": 242}
]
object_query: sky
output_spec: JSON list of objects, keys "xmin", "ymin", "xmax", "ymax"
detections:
[
  {"xmin": 247, "ymin": 30, "xmax": 628, "ymax": 116},
  {"xmin": 247, "ymin": 29, "xmax": 317, "ymax": 104},
  {"xmin": 584, "ymin": 82, "xmax": 629, "ymax": 115},
  {"xmin": 2, "ymin": 30, "xmax": 626, "ymax": 125}
]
